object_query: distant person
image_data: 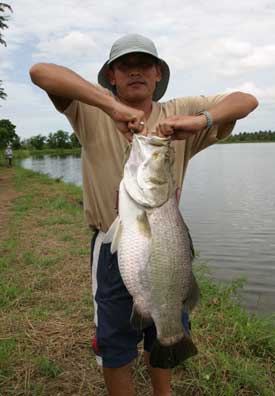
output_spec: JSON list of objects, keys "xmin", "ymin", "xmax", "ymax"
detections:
[
  {"xmin": 29, "ymin": 33, "xmax": 258, "ymax": 396},
  {"xmin": 4, "ymin": 144, "xmax": 13, "ymax": 167}
]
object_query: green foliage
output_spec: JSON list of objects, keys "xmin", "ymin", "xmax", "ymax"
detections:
[
  {"xmin": 0, "ymin": 3, "xmax": 12, "ymax": 47},
  {"xmin": 0, "ymin": 3, "xmax": 13, "ymax": 100},
  {"xmin": 70, "ymin": 132, "xmax": 81, "ymax": 147},
  {"xmin": 19, "ymin": 130, "xmax": 81, "ymax": 150},
  {"xmin": 0, "ymin": 80, "xmax": 7, "ymax": 100},
  {"xmin": 0, "ymin": 119, "xmax": 20, "ymax": 148},
  {"xmin": 35, "ymin": 356, "xmax": 62, "ymax": 378},
  {"xmin": 0, "ymin": 337, "xmax": 16, "ymax": 368},
  {"xmin": 225, "ymin": 130, "xmax": 275, "ymax": 143},
  {"xmin": 29, "ymin": 134, "xmax": 46, "ymax": 150},
  {"xmin": 47, "ymin": 129, "xmax": 71, "ymax": 148}
]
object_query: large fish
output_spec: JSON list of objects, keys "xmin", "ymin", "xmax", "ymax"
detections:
[{"xmin": 104, "ymin": 134, "xmax": 200, "ymax": 369}]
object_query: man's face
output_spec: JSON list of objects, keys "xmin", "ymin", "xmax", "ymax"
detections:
[{"xmin": 107, "ymin": 53, "xmax": 162, "ymax": 102}]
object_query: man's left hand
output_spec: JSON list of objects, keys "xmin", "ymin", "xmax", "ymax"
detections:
[{"xmin": 155, "ymin": 114, "xmax": 208, "ymax": 140}]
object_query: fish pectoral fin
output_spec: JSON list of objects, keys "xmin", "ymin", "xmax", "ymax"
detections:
[
  {"xmin": 110, "ymin": 220, "xmax": 123, "ymax": 254},
  {"xmin": 102, "ymin": 217, "xmax": 122, "ymax": 254},
  {"xmin": 182, "ymin": 273, "xmax": 200, "ymax": 313},
  {"xmin": 136, "ymin": 211, "xmax": 151, "ymax": 238},
  {"xmin": 150, "ymin": 336, "xmax": 198, "ymax": 369}
]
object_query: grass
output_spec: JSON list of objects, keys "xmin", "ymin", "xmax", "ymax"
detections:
[{"xmin": 0, "ymin": 164, "xmax": 274, "ymax": 395}]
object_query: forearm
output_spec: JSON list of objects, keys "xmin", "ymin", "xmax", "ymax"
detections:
[
  {"xmin": 29, "ymin": 62, "xmax": 115, "ymax": 114},
  {"xmin": 208, "ymin": 92, "xmax": 258, "ymax": 125}
]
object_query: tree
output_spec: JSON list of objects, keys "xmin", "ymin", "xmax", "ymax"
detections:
[
  {"xmin": 0, "ymin": 3, "xmax": 13, "ymax": 100},
  {"xmin": 0, "ymin": 119, "xmax": 20, "ymax": 148},
  {"xmin": 0, "ymin": 82, "xmax": 6, "ymax": 100},
  {"xmin": 47, "ymin": 130, "xmax": 71, "ymax": 149},
  {"xmin": 70, "ymin": 132, "xmax": 81, "ymax": 148},
  {"xmin": 46, "ymin": 132, "xmax": 56, "ymax": 148},
  {"xmin": 0, "ymin": 2, "xmax": 12, "ymax": 46},
  {"xmin": 29, "ymin": 134, "xmax": 46, "ymax": 150}
]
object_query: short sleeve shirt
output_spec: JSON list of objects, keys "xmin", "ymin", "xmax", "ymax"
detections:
[{"xmin": 59, "ymin": 86, "xmax": 235, "ymax": 232}]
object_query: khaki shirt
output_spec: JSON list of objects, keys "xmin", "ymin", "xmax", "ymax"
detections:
[{"xmin": 59, "ymin": 87, "xmax": 235, "ymax": 232}]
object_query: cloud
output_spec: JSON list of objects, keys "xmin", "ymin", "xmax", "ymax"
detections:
[
  {"xmin": 0, "ymin": 80, "xmax": 72, "ymax": 137},
  {"xmin": 225, "ymin": 82, "xmax": 275, "ymax": 104},
  {"xmin": 3, "ymin": 0, "xmax": 275, "ymax": 138},
  {"xmin": 33, "ymin": 31, "xmax": 97, "ymax": 60},
  {"xmin": 240, "ymin": 45, "xmax": 275, "ymax": 68},
  {"xmin": 211, "ymin": 39, "xmax": 275, "ymax": 76}
]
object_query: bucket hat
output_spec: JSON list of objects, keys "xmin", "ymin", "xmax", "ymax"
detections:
[{"xmin": 98, "ymin": 34, "xmax": 170, "ymax": 101}]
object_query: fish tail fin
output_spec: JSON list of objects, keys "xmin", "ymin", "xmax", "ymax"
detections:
[
  {"xmin": 130, "ymin": 304, "xmax": 153, "ymax": 330},
  {"xmin": 149, "ymin": 336, "xmax": 198, "ymax": 369}
]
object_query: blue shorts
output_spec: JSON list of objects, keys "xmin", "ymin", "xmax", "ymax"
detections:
[{"xmin": 90, "ymin": 231, "xmax": 190, "ymax": 369}]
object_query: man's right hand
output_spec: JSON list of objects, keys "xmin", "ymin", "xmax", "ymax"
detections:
[
  {"xmin": 29, "ymin": 63, "xmax": 147, "ymax": 141},
  {"xmin": 106, "ymin": 100, "xmax": 146, "ymax": 142}
]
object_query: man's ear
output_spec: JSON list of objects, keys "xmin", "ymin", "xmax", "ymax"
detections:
[
  {"xmin": 107, "ymin": 67, "xmax": 116, "ymax": 86},
  {"xmin": 156, "ymin": 64, "xmax": 162, "ymax": 82}
]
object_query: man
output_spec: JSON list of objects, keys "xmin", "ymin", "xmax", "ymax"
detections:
[
  {"xmin": 29, "ymin": 33, "xmax": 258, "ymax": 396},
  {"xmin": 5, "ymin": 144, "xmax": 13, "ymax": 167}
]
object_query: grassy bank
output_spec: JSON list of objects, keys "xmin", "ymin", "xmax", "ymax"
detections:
[{"xmin": 0, "ymin": 165, "xmax": 274, "ymax": 395}]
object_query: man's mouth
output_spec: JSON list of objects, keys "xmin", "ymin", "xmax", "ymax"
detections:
[{"xmin": 128, "ymin": 80, "xmax": 146, "ymax": 86}]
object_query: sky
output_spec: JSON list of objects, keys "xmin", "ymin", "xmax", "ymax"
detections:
[{"xmin": 0, "ymin": 0, "xmax": 274, "ymax": 140}]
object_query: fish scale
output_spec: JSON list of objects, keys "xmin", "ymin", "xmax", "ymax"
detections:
[
  {"xmin": 147, "ymin": 194, "xmax": 193, "ymax": 344},
  {"xmin": 104, "ymin": 134, "xmax": 200, "ymax": 368}
]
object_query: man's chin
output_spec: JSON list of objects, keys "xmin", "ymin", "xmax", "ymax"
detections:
[{"xmin": 125, "ymin": 91, "xmax": 152, "ymax": 102}]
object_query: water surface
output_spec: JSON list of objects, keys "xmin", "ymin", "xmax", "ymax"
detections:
[{"xmin": 20, "ymin": 143, "xmax": 275, "ymax": 315}]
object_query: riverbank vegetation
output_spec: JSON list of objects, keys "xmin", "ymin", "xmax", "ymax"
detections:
[
  {"xmin": 1, "ymin": 118, "xmax": 275, "ymax": 154},
  {"xmin": 223, "ymin": 130, "xmax": 275, "ymax": 143},
  {"xmin": 0, "ymin": 119, "xmax": 80, "ymax": 151},
  {"xmin": 0, "ymin": 164, "xmax": 274, "ymax": 395}
]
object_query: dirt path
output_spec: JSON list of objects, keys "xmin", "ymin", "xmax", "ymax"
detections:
[{"xmin": 0, "ymin": 168, "xmax": 18, "ymax": 242}]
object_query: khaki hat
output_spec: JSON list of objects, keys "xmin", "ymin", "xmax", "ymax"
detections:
[{"xmin": 98, "ymin": 34, "xmax": 170, "ymax": 101}]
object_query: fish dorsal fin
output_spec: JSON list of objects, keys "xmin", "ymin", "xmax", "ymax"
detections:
[{"xmin": 102, "ymin": 217, "xmax": 122, "ymax": 254}]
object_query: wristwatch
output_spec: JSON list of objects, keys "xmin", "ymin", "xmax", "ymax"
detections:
[{"xmin": 198, "ymin": 110, "xmax": 213, "ymax": 129}]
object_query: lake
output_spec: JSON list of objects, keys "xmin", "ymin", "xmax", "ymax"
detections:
[{"xmin": 20, "ymin": 143, "xmax": 275, "ymax": 315}]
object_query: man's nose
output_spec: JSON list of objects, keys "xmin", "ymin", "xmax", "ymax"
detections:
[
  {"xmin": 128, "ymin": 69, "xmax": 141, "ymax": 77},
  {"xmin": 128, "ymin": 64, "xmax": 142, "ymax": 75}
]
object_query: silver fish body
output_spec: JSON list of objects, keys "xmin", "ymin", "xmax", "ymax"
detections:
[{"xmin": 104, "ymin": 134, "xmax": 199, "ymax": 368}]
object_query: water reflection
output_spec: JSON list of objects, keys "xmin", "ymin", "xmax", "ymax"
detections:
[{"xmin": 21, "ymin": 154, "xmax": 82, "ymax": 186}]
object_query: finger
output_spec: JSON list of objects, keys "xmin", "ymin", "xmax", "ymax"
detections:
[
  {"xmin": 157, "ymin": 123, "xmax": 164, "ymax": 136},
  {"xmin": 125, "ymin": 131, "xmax": 133, "ymax": 142},
  {"xmin": 160, "ymin": 123, "xmax": 172, "ymax": 137},
  {"xmin": 163, "ymin": 123, "xmax": 174, "ymax": 136},
  {"xmin": 130, "ymin": 114, "xmax": 137, "ymax": 122},
  {"xmin": 139, "ymin": 120, "xmax": 146, "ymax": 132},
  {"xmin": 128, "ymin": 119, "xmax": 139, "ymax": 133},
  {"xmin": 128, "ymin": 119, "xmax": 146, "ymax": 134},
  {"xmin": 140, "ymin": 120, "xmax": 148, "ymax": 136},
  {"xmin": 155, "ymin": 125, "xmax": 162, "ymax": 137}
]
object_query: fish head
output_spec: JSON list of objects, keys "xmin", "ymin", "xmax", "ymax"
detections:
[{"xmin": 123, "ymin": 134, "xmax": 175, "ymax": 207}]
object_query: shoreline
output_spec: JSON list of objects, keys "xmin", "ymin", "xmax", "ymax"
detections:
[
  {"xmin": 0, "ymin": 164, "xmax": 274, "ymax": 395},
  {"xmin": 2, "ymin": 140, "xmax": 275, "ymax": 162}
]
